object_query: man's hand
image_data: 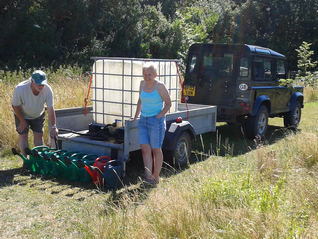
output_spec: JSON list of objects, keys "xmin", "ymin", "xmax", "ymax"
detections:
[
  {"xmin": 17, "ymin": 121, "xmax": 27, "ymax": 133},
  {"xmin": 51, "ymin": 127, "xmax": 59, "ymax": 137}
]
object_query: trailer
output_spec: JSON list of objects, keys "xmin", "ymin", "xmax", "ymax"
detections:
[{"xmin": 55, "ymin": 57, "xmax": 217, "ymax": 177}]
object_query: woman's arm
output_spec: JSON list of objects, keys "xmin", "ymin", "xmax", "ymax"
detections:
[
  {"xmin": 157, "ymin": 82, "xmax": 171, "ymax": 118},
  {"xmin": 133, "ymin": 81, "xmax": 144, "ymax": 121}
]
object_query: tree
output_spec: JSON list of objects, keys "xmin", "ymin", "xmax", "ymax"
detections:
[{"xmin": 296, "ymin": 41, "xmax": 318, "ymax": 87}]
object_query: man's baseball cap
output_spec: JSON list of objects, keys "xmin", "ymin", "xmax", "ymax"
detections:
[{"xmin": 32, "ymin": 70, "xmax": 47, "ymax": 85}]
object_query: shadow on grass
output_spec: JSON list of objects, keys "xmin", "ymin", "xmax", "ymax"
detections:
[
  {"xmin": 0, "ymin": 168, "xmax": 22, "ymax": 187},
  {"xmin": 191, "ymin": 123, "xmax": 294, "ymax": 158}
]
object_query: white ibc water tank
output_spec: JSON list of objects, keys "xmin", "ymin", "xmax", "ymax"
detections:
[{"xmin": 91, "ymin": 59, "xmax": 179, "ymax": 126}]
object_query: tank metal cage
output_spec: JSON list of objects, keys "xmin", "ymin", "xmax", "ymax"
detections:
[{"xmin": 90, "ymin": 57, "xmax": 181, "ymax": 127}]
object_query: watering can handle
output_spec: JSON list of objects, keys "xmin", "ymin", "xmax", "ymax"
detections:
[
  {"xmin": 82, "ymin": 154, "xmax": 99, "ymax": 160},
  {"xmin": 95, "ymin": 156, "xmax": 111, "ymax": 162},
  {"xmin": 105, "ymin": 160, "xmax": 121, "ymax": 168},
  {"xmin": 54, "ymin": 135, "xmax": 59, "ymax": 150},
  {"xmin": 32, "ymin": 146, "xmax": 49, "ymax": 151},
  {"xmin": 70, "ymin": 153, "xmax": 87, "ymax": 159}
]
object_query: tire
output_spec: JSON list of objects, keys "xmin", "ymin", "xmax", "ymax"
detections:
[
  {"xmin": 170, "ymin": 131, "xmax": 192, "ymax": 168},
  {"xmin": 245, "ymin": 105, "xmax": 269, "ymax": 139},
  {"xmin": 284, "ymin": 101, "xmax": 301, "ymax": 128}
]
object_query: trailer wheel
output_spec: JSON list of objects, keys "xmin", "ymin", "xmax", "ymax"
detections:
[
  {"xmin": 171, "ymin": 131, "xmax": 192, "ymax": 168},
  {"xmin": 245, "ymin": 105, "xmax": 268, "ymax": 139}
]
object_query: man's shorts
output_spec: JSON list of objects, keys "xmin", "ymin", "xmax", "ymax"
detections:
[
  {"xmin": 138, "ymin": 115, "xmax": 166, "ymax": 149},
  {"xmin": 14, "ymin": 112, "xmax": 45, "ymax": 135}
]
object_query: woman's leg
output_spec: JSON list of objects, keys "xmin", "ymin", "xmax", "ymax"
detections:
[
  {"xmin": 140, "ymin": 143, "xmax": 153, "ymax": 180},
  {"xmin": 152, "ymin": 147, "xmax": 163, "ymax": 183}
]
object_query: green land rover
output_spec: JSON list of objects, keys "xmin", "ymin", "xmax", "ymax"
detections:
[{"xmin": 183, "ymin": 43, "xmax": 304, "ymax": 139}]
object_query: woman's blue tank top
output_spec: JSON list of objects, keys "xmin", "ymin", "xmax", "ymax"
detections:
[{"xmin": 140, "ymin": 81, "xmax": 163, "ymax": 117}]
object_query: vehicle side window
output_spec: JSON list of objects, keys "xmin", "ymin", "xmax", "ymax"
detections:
[
  {"xmin": 240, "ymin": 58, "xmax": 248, "ymax": 77},
  {"xmin": 277, "ymin": 60, "xmax": 286, "ymax": 78},
  {"xmin": 254, "ymin": 58, "xmax": 273, "ymax": 80}
]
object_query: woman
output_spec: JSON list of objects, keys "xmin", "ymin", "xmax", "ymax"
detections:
[{"xmin": 133, "ymin": 63, "xmax": 171, "ymax": 184}]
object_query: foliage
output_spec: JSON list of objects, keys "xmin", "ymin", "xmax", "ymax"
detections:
[
  {"xmin": 296, "ymin": 41, "xmax": 318, "ymax": 87},
  {"xmin": 279, "ymin": 41, "xmax": 318, "ymax": 89},
  {"xmin": 1, "ymin": 0, "xmax": 318, "ymax": 72},
  {"xmin": 278, "ymin": 78, "xmax": 295, "ymax": 88}
]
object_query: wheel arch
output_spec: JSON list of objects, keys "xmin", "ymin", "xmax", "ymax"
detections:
[
  {"xmin": 251, "ymin": 95, "xmax": 271, "ymax": 116},
  {"xmin": 289, "ymin": 92, "xmax": 304, "ymax": 110},
  {"xmin": 162, "ymin": 121, "xmax": 196, "ymax": 151}
]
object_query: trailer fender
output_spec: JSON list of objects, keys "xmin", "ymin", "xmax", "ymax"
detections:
[
  {"xmin": 251, "ymin": 95, "xmax": 271, "ymax": 116},
  {"xmin": 162, "ymin": 121, "xmax": 196, "ymax": 151}
]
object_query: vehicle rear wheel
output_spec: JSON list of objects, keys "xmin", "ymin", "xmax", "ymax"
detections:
[
  {"xmin": 284, "ymin": 101, "xmax": 301, "ymax": 128},
  {"xmin": 168, "ymin": 131, "xmax": 192, "ymax": 168},
  {"xmin": 245, "ymin": 105, "xmax": 269, "ymax": 139}
]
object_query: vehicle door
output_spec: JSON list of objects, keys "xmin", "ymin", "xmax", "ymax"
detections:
[
  {"xmin": 275, "ymin": 59, "xmax": 290, "ymax": 112},
  {"xmin": 185, "ymin": 50, "xmax": 237, "ymax": 106},
  {"xmin": 252, "ymin": 57, "xmax": 288, "ymax": 113}
]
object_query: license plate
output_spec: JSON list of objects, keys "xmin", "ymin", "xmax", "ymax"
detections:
[{"xmin": 184, "ymin": 85, "xmax": 195, "ymax": 96}]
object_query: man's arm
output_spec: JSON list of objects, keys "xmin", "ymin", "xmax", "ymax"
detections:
[{"xmin": 47, "ymin": 107, "xmax": 58, "ymax": 137}]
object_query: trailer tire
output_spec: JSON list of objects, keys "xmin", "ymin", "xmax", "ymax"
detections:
[{"xmin": 170, "ymin": 131, "xmax": 192, "ymax": 168}]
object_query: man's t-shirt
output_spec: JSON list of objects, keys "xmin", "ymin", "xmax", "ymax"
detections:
[{"xmin": 12, "ymin": 79, "xmax": 54, "ymax": 119}]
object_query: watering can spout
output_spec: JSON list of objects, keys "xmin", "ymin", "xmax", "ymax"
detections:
[
  {"xmin": 86, "ymin": 165, "xmax": 104, "ymax": 186},
  {"xmin": 11, "ymin": 148, "xmax": 19, "ymax": 156},
  {"xmin": 11, "ymin": 148, "xmax": 35, "ymax": 172},
  {"xmin": 25, "ymin": 147, "xmax": 32, "ymax": 156},
  {"xmin": 12, "ymin": 148, "xmax": 28, "ymax": 161},
  {"xmin": 87, "ymin": 165, "xmax": 103, "ymax": 177}
]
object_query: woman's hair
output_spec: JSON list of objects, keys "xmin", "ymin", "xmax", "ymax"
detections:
[{"xmin": 142, "ymin": 62, "xmax": 157, "ymax": 74}]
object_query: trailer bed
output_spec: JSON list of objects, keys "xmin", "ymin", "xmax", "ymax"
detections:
[{"xmin": 56, "ymin": 103, "xmax": 216, "ymax": 175}]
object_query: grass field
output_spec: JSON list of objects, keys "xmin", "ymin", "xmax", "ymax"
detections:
[{"xmin": 1, "ymin": 68, "xmax": 318, "ymax": 238}]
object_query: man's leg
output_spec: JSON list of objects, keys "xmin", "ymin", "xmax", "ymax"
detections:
[
  {"xmin": 152, "ymin": 147, "xmax": 163, "ymax": 183},
  {"xmin": 140, "ymin": 143, "xmax": 153, "ymax": 181},
  {"xmin": 33, "ymin": 132, "xmax": 44, "ymax": 147},
  {"xmin": 18, "ymin": 133, "xmax": 29, "ymax": 157}
]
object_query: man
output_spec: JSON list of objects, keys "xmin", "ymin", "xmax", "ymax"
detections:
[{"xmin": 12, "ymin": 70, "xmax": 58, "ymax": 161}]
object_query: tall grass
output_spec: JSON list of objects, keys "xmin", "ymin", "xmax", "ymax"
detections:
[{"xmin": 91, "ymin": 112, "xmax": 318, "ymax": 238}]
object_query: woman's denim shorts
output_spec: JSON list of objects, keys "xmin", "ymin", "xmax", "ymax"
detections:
[{"xmin": 138, "ymin": 115, "xmax": 166, "ymax": 149}]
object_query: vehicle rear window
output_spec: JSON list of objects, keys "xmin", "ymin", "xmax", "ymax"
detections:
[
  {"xmin": 187, "ymin": 54, "xmax": 197, "ymax": 73},
  {"xmin": 201, "ymin": 52, "xmax": 233, "ymax": 76}
]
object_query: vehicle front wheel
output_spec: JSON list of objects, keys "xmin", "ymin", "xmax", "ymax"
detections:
[
  {"xmin": 284, "ymin": 101, "xmax": 301, "ymax": 128},
  {"xmin": 245, "ymin": 105, "xmax": 269, "ymax": 139}
]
